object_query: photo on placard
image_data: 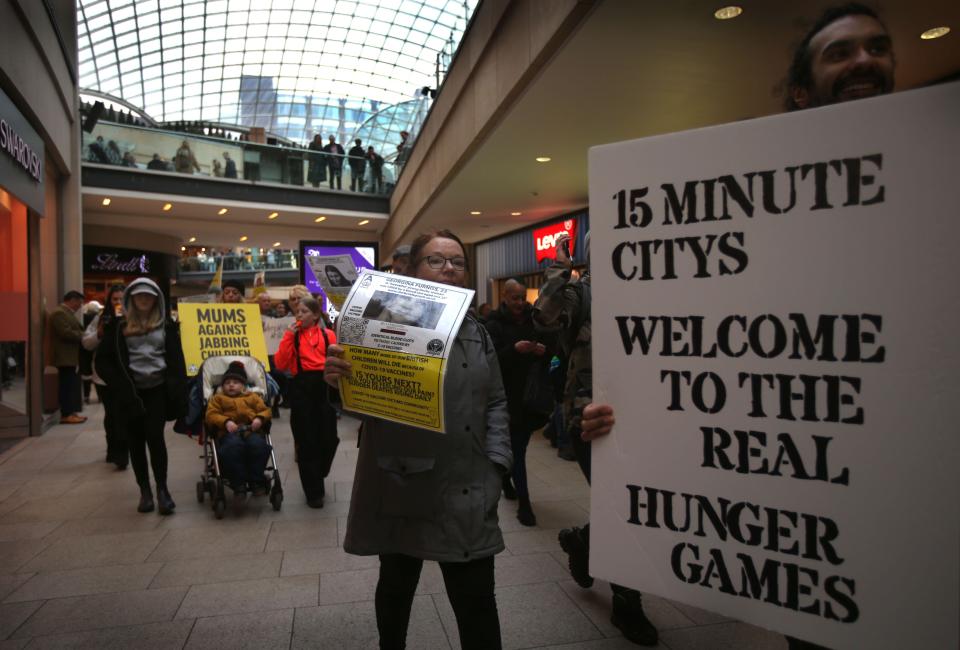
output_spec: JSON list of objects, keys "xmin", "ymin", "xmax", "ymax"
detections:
[
  {"xmin": 361, "ymin": 290, "xmax": 445, "ymax": 329},
  {"xmin": 323, "ymin": 262, "xmax": 356, "ymax": 287}
]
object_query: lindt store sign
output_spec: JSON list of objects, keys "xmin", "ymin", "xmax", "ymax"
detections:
[{"xmin": 533, "ymin": 219, "xmax": 577, "ymax": 262}]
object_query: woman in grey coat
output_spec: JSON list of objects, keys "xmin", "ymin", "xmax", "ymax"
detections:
[{"xmin": 324, "ymin": 230, "xmax": 512, "ymax": 650}]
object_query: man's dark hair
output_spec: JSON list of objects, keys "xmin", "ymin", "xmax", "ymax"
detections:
[
  {"xmin": 63, "ymin": 290, "xmax": 84, "ymax": 302},
  {"xmin": 785, "ymin": 3, "xmax": 886, "ymax": 111},
  {"xmin": 409, "ymin": 229, "xmax": 467, "ymax": 268}
]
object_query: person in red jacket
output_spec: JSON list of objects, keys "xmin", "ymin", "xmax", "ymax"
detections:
[{"xmin": 274, "ymin": 296, "xmax": 338, "ymax": 507}]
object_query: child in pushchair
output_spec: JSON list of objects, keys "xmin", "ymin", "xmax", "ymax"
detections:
[{"xmin": 197, "ymin": 357, "xmax": 283, "ymax": 517}]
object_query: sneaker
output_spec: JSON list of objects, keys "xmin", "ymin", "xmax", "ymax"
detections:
[
  {"xmin": 558, "ymin": 526, "xmax": 593, "ymax": 588},
  {"xmin": 60, "ymin": 414, "xmax": 86, "ymax": 424},
  {"xmin": 611, "ymin": 591, "xmax": 658, "ymax": 646}
]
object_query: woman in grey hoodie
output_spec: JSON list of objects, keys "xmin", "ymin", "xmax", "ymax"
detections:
[{"xmin": 95, "ymin": 278, "xmax": 187, "ymax": 514}]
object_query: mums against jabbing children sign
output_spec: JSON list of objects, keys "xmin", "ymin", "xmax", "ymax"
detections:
[{"xmin": 588, "ymin": 83, "xmax": 959, "ymax": 649}]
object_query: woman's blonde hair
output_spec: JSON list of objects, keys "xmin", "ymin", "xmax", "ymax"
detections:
[
  {"xmin": 288, "ymin": 284, "xmax": 310, "ymax": 301},
  {"xmin": 124, "ymin": 295, "xmax": 163, "ymax": 336}
]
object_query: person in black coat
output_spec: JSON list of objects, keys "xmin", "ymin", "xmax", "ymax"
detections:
[
  {"xmin": 95, "ymin": 278, "xmax": 187, "ymax": 515},
  {"xmin": 348, "ymin": 138, "xmax": 366, "ymax": 191},
  {"xmin": 483, "ymin": 278, "xmax": 553, "ymax": 526}
]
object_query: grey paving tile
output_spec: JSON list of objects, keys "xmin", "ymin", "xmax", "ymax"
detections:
[
  {"xmin": 150, "ymin": 551, "xmax": 282, "ymax": 589},
  {"xmin": 11, "ymin": 587, "xmax": 186, "ymax": 639},
  {"xmin": 317, "ymin": 562, "xmax": 443, "ymax": 605},
  {"xmin": 0, "ymin": 638, "xmax": 28, "ymax": 649},
  {"xmin": 667, "ymin": 600, "xmax": 732, "ymax": 625},
  {"xmin": 0, "ymin": 601, "xmax": 42, "ymax": 640},
  {"xmin": 4, "ymin": 562, "xmax": 162, "ymax": 603},
  {"xmin": 557, "ymin": 580, "xmax": 694, "ymax": 639},
  {"xmin": 659, "ymin": 621, "xmax": 787, "ymax": 650},
  {"xmin": 0, "ymin": 495, "xmax": 105, "ymax": 524},
  {"xmin": 42, "ymin": 515, "xmax": 161, "ymax": 541},
  {"xmin": 503, "ymin": 527, "xmax": 565, "ymax": 555},
  {"xmin": 541, "ymin": 638, "xmax": 663, "ymax": 649},
  {"xmin": 147, "ymin": 524, "xmax": 270, "ymax": 562},
  {"xmin": 280, "ymin": 547, "xmax": 379, "ymax": 577},
  {"xmin": 292, "ymin": 595, "xmax": 448, "ymax": 649},
  {"xmin": 265, "ymin": 517, "xmax": 338, "ymax": 552},
  {"xmin": 0, "ymin": 576, "xmax": 32, "ymax": 603},
  {"xmin": 24, "ymin": 619, "xmax": 194, "ymax": 649},
  {"xmin": 434, "ymin": 582, "xmax": 602, "ymax": 650},
  {"xmin": 19, "ymin": 530, "xmax": 166, "ymax": 573},
  {"xmin": 175, "ymin": 575, "xmax": 318, "ymax": 619},
  {"xmin": 0, "ymin": 523, "xmax": 61, "ymax": 543},
  {"xmin": 184, "ymin": 607, "xmax": 293, "ymax": 650},
  {"xmin": 0, "ymin": 541, "xmax": 51, "ymax": 576},
  {"xmin": 256, "ymin": 498, "xmax": 351, "ymax": 523},
  {"xmin": 494, "ymin": 552, "xmax": 568, "ymax": 587}
]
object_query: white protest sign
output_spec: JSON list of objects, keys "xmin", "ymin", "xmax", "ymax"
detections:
[
  {"xmin": 589, "ymin": 83, "xmax": 959, "ymax": 649},
  {"xmin": 262, "ymin": 315, "xmax": 295, "ymax": 355}
]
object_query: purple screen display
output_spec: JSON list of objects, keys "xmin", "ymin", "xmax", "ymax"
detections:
[{"xmin": 303, "ymin": 245, "xmax": 376, "ymax": 309}]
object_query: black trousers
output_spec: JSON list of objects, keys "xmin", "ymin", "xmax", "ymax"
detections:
[
  {"xmin": 95, "ymin": 384, "xmax": 128, "ymax": 465},
  {"xmin": 289, "ymin": 371, "xmax": 337, "ymax": 501},
  {"xmin": 376, "ymin": 553, "xmax": 501, "ymax": 650},
  {"xmin": 125, "ymin": 385, "xmax": 168, "ymax": 488},
  {"xmin": 57, "ymin": 366, "xmax": 82, "ymax": 416}
]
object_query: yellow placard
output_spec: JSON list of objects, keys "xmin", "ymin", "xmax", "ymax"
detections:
[
  {"xmin": 339, "ymin": 344, "xmax": 445, "ymax": 432},
  {"xmin": 178, "ymin": 303, "xmax": 270, "ymax": 376}
]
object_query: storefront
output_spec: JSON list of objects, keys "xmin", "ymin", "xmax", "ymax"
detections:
[
  {"xmin": 473, "ymin": 210, "xmax": 589, "ymax": 309},
  {"xmin": 83, "ymin": 245, "xmax": 177, "ymax": 304}
]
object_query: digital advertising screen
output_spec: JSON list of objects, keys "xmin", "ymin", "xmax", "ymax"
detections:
[{"xmin": 299, "ymin": 240, "xmax": 378, "ymax": 315}]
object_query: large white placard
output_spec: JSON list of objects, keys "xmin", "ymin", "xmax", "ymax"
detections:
[{"xmin": 589, "ymin": 83, "xmax": 959, "ymax": 649}]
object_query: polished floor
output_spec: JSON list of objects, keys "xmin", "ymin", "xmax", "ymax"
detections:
[{"xmin": 0, "ymin": 403, "xmax": 789, "ymax": 649}]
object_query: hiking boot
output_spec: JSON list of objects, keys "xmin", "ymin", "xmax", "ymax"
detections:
[
  {"xmin": 137, "ymin": 485, "xmax": 155, "ymax": 513},
  {"xmin": 558, "ymin": 526, "xmax": 593, "ymax": 588},
  {"xmin": 156, "ymin": 485, "xmax": 176, "ymax": 515},
  {"xmin": 611, "ymin": 591, "xmax": 658, "ymax": 646},
  {"xmin": 517, "ymin": 497, "xmax": 537, "ymax": 527}
]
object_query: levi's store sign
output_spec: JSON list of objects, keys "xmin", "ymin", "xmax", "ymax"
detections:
[{"xmin": 533, "ymin": 219, "xmax": 577, "ymax": 262}]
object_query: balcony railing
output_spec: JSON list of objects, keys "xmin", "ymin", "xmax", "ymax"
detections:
[
  {"xmin": 178, "ymin": 252, "xmax": 299, "ymax": 274},
  {"xmin": 82, "ymin": 120, "xmax": 398, "ymax": 196}
]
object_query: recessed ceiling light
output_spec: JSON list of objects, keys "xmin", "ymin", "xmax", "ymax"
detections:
[
  {"xmin": 535, "ymin": 156, "xmax": 551, "ymax": 163},
  {"xmin": 162, "ymin": 203, "xmax": 172, "ymax": 211},
  {"xmin": 101, "ymin": 197, "xmax": 111, "ymax": 206},
  {"xmin": 188, "ymin": 237, "xmax": 196, "ymax": 243},
  {"xmin": 714, "ymin": 5, "xmax": 743, "ymax": 20},
  {"xmin": 218, "ymin": 208, "xmax": 228, "ymax": 215},
  {"xmin": 357, "ymin": 219, "xmax": 370, "ymax": 226},
  {"xmin": 511, "ymin": 211, "xmax": 522, "ymax": 216},
  {"xmin": 239, "ymin": 235, "xmax": 248, "ymax": 242},
  {"xmin": 314, "ymin": 216, "xmax": 327, "ymax": 223},
  {"xmin": 180, "ymin": 246, "xmax": 186, "ymax": 251},
  {"xmin": 272, "ymin": 242, "xmax": 281, "ymax": 247},
  {"xmin": 470, "ymin": 211, "xmax": 481, "ymax": 215},
  {"xmin": 268, "ymin": 212, "xmax": 278, "ymax": 219},
  {"xmin": 921, "ymin": 26, "xmax": 950, "ymax": 40},
  {"xmin": 200, "ymin": 247, "xmax": 206, "ymax": 252}
]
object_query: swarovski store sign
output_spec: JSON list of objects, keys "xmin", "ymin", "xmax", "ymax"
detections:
[{"xmin": 0, "ymin": 86, "xmax": 44, "ymax": 214}]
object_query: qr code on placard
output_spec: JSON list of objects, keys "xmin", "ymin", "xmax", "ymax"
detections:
[{"xmin": 338, "ymin": 316, "xmax": 369, "ymax": 345}]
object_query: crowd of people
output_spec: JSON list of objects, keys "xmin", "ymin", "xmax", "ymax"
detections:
[{"xmin": 51, "ymin": 5, "xmax": 901, "ymax": 647}]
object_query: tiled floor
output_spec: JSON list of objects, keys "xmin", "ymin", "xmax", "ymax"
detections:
[{"xmin": 0, "ymin": 404, "xmax": 790, "ymax": 649}]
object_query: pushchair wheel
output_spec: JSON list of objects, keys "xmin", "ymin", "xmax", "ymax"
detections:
[
  {"xmin": 270, "ymin": 490, "xmax": 283, "ymax": 511},
  {"xmin": 196, "ymin": 481, "xmax": 205, "ymax": 503},
  {"xmin": 213, "ymin": 498, "xmax": 226, "ymax": 519}
]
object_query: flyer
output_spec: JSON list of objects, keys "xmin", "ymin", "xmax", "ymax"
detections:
[
  {"xmin": 335, "ymin": 269, "xmax": 474, "ymax": 432},
  {"xmin": 306, "ymin": 253, "xmax": 358, "ymax": 310}
]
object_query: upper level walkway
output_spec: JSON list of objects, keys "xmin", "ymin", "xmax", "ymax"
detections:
[{"xmin": 0, "ymin": 404, "xmax": 789, "ymax": 648}]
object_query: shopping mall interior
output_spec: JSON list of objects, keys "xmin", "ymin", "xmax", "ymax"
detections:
[{"xmin": 0, "ymin": 0, "xmax": 957, "ymax": 648}]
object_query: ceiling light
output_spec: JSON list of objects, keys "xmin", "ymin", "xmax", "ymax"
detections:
[
  {"xmin": 180, "ymin": 246, "xmax": 186, "ymax": 251},
  {"xmin": 470, "ymin": 211, "xmax": 481, "ymax": 215},
  {"xmin": 535, "ymin": 156, "xmax": 551, "ymax": 163},
  {"xmin": 511, "ymin": 211, "xmax": 522, "ymax": 216},
  {"xmin": 239, "ymin": 236, "xmax": 248, "ymax": 242},
  {"xmin": 714, "ymin": 6, "xmax": 743, "ymax": 20},
  {"xmin": 101, "ymin": 197, "xmax": 111, "ymax": 206},
  {"xmin": 201, "ymin": 247, "xmax": 206, "ymax": 252},
  {"xmin": 162, "ymin": 203, "xmax": 172, "ymax": 211},
  {"xmin": 268, "ymin": 212, "xmax": 278, "ymax": 219},
  {"xmin": 218, "ymin": 208, "xmax": 228, "ymax": 215},
  {"xmin": 314, "ymin": 216, "xmax": 327, "ymax": 223},
  {"xmin": 357, "ymin": 219, "xmax": 370, "ymax": 226},
  {"xmin": 272, "ymin": 242, "xmax": 281, "ymax": 247},
  {"xmin": 921, "ymin": 26, "xmax": 950, "ymax": 40},
  {"xmin": 188, "ymin": 237, "xmax": 196, "ymax": 243}
]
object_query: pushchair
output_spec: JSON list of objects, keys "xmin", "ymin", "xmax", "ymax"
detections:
[{"xmin": 195, "ymin": 356, "xmax": 283, "ymax": 518}]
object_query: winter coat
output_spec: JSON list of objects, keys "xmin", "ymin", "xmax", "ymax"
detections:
[
  {"xmin": 205, "ymin": 391, "xmax": 272, "ymax": 440},
  {"xmin": 49, "ymin": 305, "xmax": 84, "ymax": 367},
  {"xmin": 343, "ymin": 316, "xmax": 513, "ymax": 563},
  {"xmin": 94, "ymin": 279, "xmax": 188, "ymax": 422}
]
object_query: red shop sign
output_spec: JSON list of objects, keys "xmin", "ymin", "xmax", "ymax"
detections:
[{"xmin": 533, "ymin": 219, "xmax": 577, "ymax": 263}]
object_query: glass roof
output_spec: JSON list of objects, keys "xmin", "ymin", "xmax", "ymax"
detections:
[{"xmin": 77, "ymin": 0, "xmax": 477, "ymax": 146}]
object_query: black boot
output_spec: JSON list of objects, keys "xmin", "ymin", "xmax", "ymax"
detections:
[
  {"xmin": 502, "ymin": 476, "xmax": 517, "ymax": 500},
  {"xmin": 611, "ymin": 590, "xmax": 658, "ymax": 646},
  {"xmin": 558, "ymin": 526, "xmax": 593, "ymax": 588},
  {"xmin": 137, "ymin": 485, "xmax": 155, "ymax": 513},
  {"xmin": 517, "ymin": 496, "xmax": 537, "ymax": 527},
  {"xmin": 156, "ymin": 484, "xmax": 176, "ymax": 515},
  {"xmin": 307, "ymin": 480, "xmax": 325, "ymax": 509}
]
